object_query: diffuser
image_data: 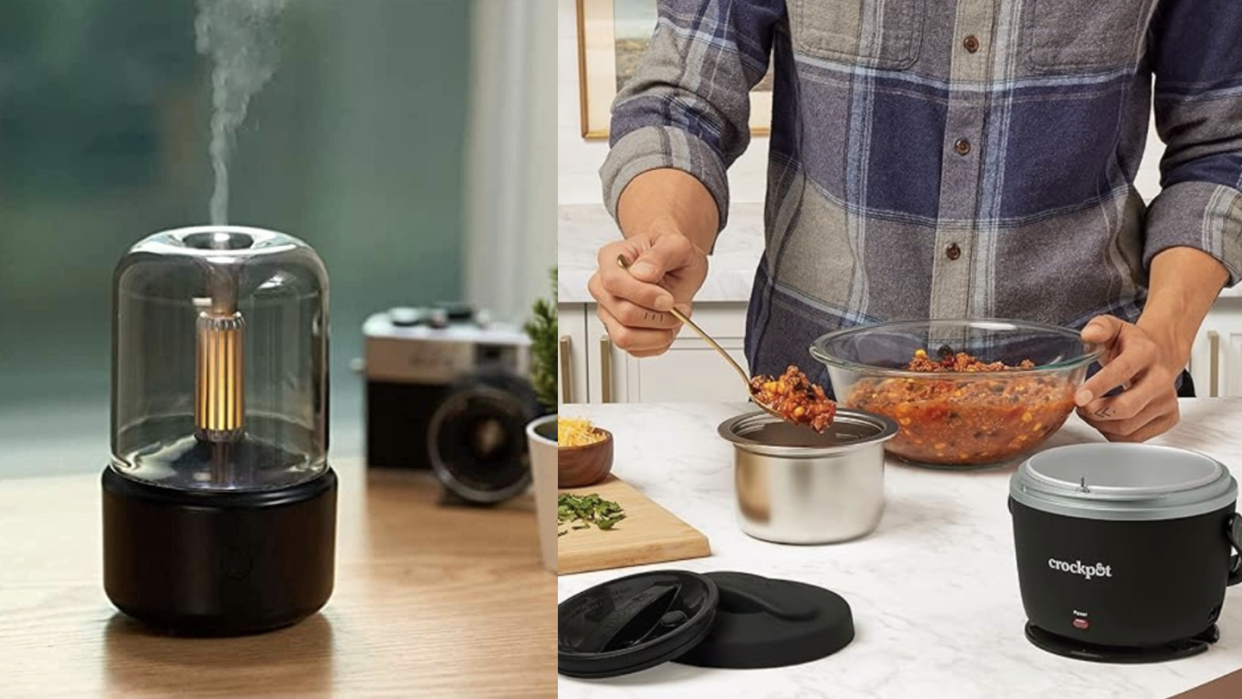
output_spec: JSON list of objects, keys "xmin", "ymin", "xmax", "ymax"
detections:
[{"xmin": 104, "ymin": 226, "xmax": 337, "ymax": 636}]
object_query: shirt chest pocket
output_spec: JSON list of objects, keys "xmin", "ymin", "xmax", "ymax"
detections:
[
  {"xmin": 1025, "ymin": 0, "xmax": 1154, "ymax": 73},
  {"xmin": 788, "ymin": 0, "xmax": 926, "ymax": 70}
]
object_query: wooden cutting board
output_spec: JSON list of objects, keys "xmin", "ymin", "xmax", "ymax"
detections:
[{"xmin": 557, "ymin": 475, "xmax": 711, "ymax": 575}]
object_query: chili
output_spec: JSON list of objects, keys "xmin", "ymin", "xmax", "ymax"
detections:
[
  {"xmin": 750, "ymin": 365, "xmax": 837, "ymax": 432},
  {"xmin": 846, "ymin": 349, "xmax": 1074, "ymax": 465}
]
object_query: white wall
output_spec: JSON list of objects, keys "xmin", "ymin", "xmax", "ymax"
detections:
[
  {"xmin": 557, "ymin": 0, "xmax": 769, "ymax": 207},
  {"xmin": 557, "ymin": 0, "xmax": 610, "ymax": 206},
  {"xmin": 557, "ymin": 0, "xmax": 1166, "ymax": 207}
]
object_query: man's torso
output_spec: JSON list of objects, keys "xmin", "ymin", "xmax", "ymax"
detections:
[{"xmin": 747, "ymin": 0, "xmax": 1159, "ymax": 380}]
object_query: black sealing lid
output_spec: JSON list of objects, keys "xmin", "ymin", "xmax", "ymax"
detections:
[
  {"xmin": 558, "ymin": 570, "xmax": 719, "ymax": 679},
  {"xmin": 557, "ymin": 570, "xmax": 854, "ymax": 678},
  {"xmin": 678, "ymin": 572, "xmax": 854, "ymax": 669}
]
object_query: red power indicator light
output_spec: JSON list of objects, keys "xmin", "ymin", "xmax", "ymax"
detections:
[{"xmin": 1072, "ymin": 618, "xmax": 1090, "ymax": 630}]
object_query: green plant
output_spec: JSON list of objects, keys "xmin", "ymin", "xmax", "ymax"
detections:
[
  {"xmin": 526, "ymin": 268, "xmax": 557, "ymax": 410},
  {"xmin": 558, "ymin": 492, "xmax": 626, "ymax": 536}
]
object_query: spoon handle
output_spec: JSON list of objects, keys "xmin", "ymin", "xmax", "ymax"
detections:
[{"xmin": 615, "ymin": 254, "xmax": 752, "ymax": 387}]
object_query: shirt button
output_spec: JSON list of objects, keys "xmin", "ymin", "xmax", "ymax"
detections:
[
  {"xmin": 963, "ymin": 35, "xmax": 980, "ymax": 53},
  {"xmin": 953, "ymin": 138, "xmax": 972, "ymax": 156},
  {"xmin": 946, "ymin": 243, "xmax": 962, "ymax": 260}
]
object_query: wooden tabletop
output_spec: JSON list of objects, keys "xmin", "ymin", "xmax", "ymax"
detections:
[
  {"xmin": 0, "ymin": 461, "xmax": 555, "ymax": 698},
  {"xmin": 1172, "ymin": 668, "xmax": 1242, "ymax": 698}
]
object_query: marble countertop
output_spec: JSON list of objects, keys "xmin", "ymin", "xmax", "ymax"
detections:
[
  {"xmin": 556, "ymin": 203, "xmax": 1242, "ymax": 303},
  {"xmin": 556, "ymin": 399, "xmax": 1242, "ymax": 699},
  {"xmin": 558, "ymin": 203, "xmax": 764, "ymax": 304}
]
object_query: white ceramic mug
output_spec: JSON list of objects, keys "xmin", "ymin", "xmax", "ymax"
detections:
[{"xmin": 526, "ymin": 414, "xmax": 558, "ymax": 572}]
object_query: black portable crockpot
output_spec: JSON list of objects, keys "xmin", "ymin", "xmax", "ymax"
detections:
[{"xmin": 1009, "ymin": 443, "xmax": 1242, "ymax": 653}]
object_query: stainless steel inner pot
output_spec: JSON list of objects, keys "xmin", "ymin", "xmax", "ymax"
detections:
[{"xmin": 717, "ymin": 409, "xmax": 898, "ymax": 544}]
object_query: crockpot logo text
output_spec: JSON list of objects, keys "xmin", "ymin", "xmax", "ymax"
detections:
[{"xmin": 1048, "ymin": 558, "xmax": 1113, "ymax": 580}]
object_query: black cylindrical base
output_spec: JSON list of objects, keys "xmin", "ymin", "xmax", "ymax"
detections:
[
  {"xmin": 1024, "ymin": 622, "xmax": 1216, "ymax": 664},
  {"xmin": 102, "ymin": 466, "xmax": 337, "ymax": 636}
]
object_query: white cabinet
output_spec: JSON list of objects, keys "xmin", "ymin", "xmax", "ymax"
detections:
[
  {"xmin": 560, "ymin": 302, "xmax": 749, "ymax": 404},
  {"xmin": 1189, "ymin": 297, "xmax": 1242, "ymax": 398},
  {"xmin": 557, "ymin": 304, "xmax": 589, "ymax": 406}
]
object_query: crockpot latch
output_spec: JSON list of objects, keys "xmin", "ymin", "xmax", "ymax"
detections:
[{"xmin": 1227, "ymin": 514, "xmax": 1242, "ymax": 587}]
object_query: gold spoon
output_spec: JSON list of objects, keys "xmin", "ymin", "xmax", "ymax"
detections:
[{"xmin": 615, "ymin": 254, "xmax": 786, "ymax": 421}]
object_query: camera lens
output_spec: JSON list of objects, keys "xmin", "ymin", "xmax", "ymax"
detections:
[
  {"xmin": 471, "ymin": 418, "xmax": 506, "ymax": 456},
  {"xmin": 427, "ymin": 372, "xmax": 542, "ymax": 504}
]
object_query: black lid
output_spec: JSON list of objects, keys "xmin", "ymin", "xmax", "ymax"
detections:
[
  {"xmin": 558, "ymin": 571, "xmax": 719, "ymax": 679},
  {"xmin": 676, "ymin": 572, "xmax": 854, "ymax": 669},
  {"xmin": 557, "ymin": 570, "xmax": 854, "ymax": 678}
]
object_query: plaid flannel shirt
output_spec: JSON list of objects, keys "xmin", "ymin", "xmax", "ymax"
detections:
[{"xmin": 600, "ymin": 0, "xmax": 1242, "ymax": 386}]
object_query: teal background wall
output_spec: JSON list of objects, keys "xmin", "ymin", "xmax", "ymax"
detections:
[{"xmin": 0, "ymin": 0, "xmax": 474, "ymax": 473}]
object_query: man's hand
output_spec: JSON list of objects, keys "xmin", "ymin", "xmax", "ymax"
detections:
[
  {"xmin": 1075, "ymin": 315, "xmax": 1183, "ymax": 442},
  {"xmin": 587, "ymin": 232, "xmax": 708, "ymax": 357}
]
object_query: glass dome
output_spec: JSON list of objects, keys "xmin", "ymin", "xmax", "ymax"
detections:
[{"xmin": 110, "ymin": 226, "xmax": 329, "ymax": 491}]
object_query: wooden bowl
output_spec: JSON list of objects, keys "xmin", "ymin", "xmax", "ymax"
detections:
[{"xmin": 558, "ymin": 428, "xmax": 613, "ymax": 488}]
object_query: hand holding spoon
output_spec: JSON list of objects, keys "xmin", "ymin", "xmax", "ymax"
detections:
[{"xmin": 615, "ymin": 254, "xmax": 836, "ymax": 431}]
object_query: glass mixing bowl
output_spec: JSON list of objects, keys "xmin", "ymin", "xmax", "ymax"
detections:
[{"xmin": 809, "ymin": 319, "xmax": 1102, "ymax": 469}]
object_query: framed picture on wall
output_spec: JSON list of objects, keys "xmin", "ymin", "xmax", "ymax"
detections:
[{"xmin": 577, "ymin": 0, "xmax": 773, "ymax": 140}]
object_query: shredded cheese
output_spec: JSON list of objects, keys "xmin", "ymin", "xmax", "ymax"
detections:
[{"xmin": 558, "ymin": 417, "xmax": 604, "ymax": 446}]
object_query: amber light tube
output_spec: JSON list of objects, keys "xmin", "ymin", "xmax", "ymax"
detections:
[{"xmin": 195, "ymin": 311, "xmax": 245, "ymax": 441}]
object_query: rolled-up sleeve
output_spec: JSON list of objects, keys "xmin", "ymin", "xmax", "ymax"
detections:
[
  {"xmin": 599, "ymin": 1, "xmax": 784, "ymax": 233},
  {"xmin": 1146, "ymin": 0, "xmax": 1242, "ymax": 285}
]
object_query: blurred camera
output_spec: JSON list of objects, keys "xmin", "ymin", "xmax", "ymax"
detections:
[{"xmin": 363, "ymin": 303, "xmax": 543, "ymax": 504}]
